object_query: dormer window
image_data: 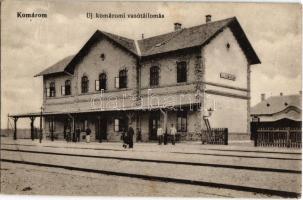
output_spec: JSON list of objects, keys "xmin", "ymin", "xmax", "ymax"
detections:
[{"xmin": 81, "ymin": 75, "xmax": 89, "ymax": 93}]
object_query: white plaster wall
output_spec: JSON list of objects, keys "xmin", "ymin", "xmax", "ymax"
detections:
[
  {"xmin": 206, "ymin": 94, "xmax": 247, "ymax": 133},
  {"xmin": 204, "ymin": 27, "xmax": 248, "ymax": 89},
  {"xmin": 75, "ymin": 38, "xmax": 137, "ymax": 93},
  {"xmin": 140, "ymin": 52, "xmax": 197, "ymax": 89},
  {"xmin": 43, "ymin": 37, "xmax": 138, "ymax": 113}
]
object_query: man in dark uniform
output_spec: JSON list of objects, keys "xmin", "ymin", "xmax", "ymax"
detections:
[
  {"xmin": 75, "ymin": 128, "xmax": 80, "ymax": 142},
  {"xmin": 128, "ymin": 126, "xmax": 134, "ymax": 148}
]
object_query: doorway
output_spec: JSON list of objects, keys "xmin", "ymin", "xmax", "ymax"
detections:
[
  {"xmin": 96, "ymin": 116, "xmax": 107, "ymax": 141},
  {"xmin": 149, "ymin": 111, "xmax": 160, "ymax": 140}
]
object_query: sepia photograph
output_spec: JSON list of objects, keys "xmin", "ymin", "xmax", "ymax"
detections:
[{"xmin": 0, "ymin": 0, "xmax": 302, "ymax": 198}]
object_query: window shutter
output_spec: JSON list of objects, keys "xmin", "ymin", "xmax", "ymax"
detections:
[
  {"xmin": 95, "ymin": 80, "xmax": 100, "ymax": 91},
  {"xmin": 61, "ymin": 86, "xmax": 65, "ymax": 96},
  {"xmin": 115, "ymin": 77, "xmax": 120, "ymax": 88},
  {"xmin": 46, "ymin": 88, "xmax": 50, "ymax": 97},
  {"xmin": 114, "ymin": 119, "xmax": 119, "ymax": 132}
]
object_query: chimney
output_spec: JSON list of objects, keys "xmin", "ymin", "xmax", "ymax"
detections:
[
  {"xmin": 261, "ymin": 93, "xmax": 266, "ymax": 101},
  {"xmin": 141, "ymin": 34, "xmax": 144, "ymax": 39},
  {"xmin": 174, "ymin": 22, "xmax": 182, "ymax": 31},
  {"xmin": 205, "ymin": 14, "xmax": 212, "ymax": 23},
  {"xmin": 280, "ymin": 92, "xmax": 283, "ymax": 96}
]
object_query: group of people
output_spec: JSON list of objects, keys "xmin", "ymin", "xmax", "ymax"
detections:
[
  {"xmin": 157, "ymin": 123, "xmax": 177, "ymax": 145},
  {"xmin": 65, "ymin": 127, "xmax": 91, "ymax": 143},
  {"xmin": 121, "ymin": 126, "xmax": 134, "ymax": 148}
]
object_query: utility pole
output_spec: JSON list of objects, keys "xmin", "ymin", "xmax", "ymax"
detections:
[{"xmin": 39, "ymin": 106, "xmax": 44, "ymax": 143}]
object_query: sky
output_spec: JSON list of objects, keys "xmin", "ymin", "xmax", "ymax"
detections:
[{"xmin": 1, "ymin": 1, "xmax": 302, "ymax": 128}]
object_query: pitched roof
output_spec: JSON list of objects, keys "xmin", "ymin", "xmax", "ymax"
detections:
[
  {"xmin": 101, "ymin": 31, "xmax": 137, "ymax": 55},
  {"xmin": 138, "ymin": 17, "xmax": 260, "ymax": 65},
  {"xmin": 34, "ymin": 55, "xmax": 74, "ymax": 77},
  {"xmin": 35, "ymin": 17, "xmax": 260, "ymax": 77},
  {"xmin": 251, "ymin": 94, "xmax": 302, "ymax": 115},
  {"xmin": 138, "ymin": 17, "xmax": 233, "ymax": 56}
]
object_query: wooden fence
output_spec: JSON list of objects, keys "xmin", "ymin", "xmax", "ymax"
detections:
[
  {"xmin": 201, "ymin": 128, "xmax": 228, "ymax": 145},
  {"xmin": 254, "ymin": 127, "xmax": 301, "ymax": 148}
]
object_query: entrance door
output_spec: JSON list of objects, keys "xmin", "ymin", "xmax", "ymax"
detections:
[
  {"xmin": 149, "ymin": 111, "xmax": 160, "ymax": 140},
  {"xmin": 96, "ymin": 117, "xmax": 107, "ymax": 141}
]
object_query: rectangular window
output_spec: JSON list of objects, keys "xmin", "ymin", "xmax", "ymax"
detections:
[
  {"xmin": 177, "ymin": 111, "xmax": 187, "ymax": 132},
  {"xmin": 150, "ymin": 66, "xmax": 159, "ymax": 86},
  {"xmin": 95, "ymin": 80, "xmax": 100, "ymax": 91},
  {"xmin": 177, "ymin": 61, "xmax": 187, "ymax": 83},
  {"xmin": 61, "ymin": 86, "xmax": 65, "ymax": 96}
]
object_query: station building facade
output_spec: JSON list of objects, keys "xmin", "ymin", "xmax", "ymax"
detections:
[{"xmin": 31, "ymin": 16, "xmax": 260, "ymax": 142}]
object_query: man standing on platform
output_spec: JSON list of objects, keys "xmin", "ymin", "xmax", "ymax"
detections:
[
  {"xmin": 128, "ymin": 126, "xmax": 134, "ymax": 148},
  {"xmin": 157, "ymin": 125, "xmax": 164, "ymax": 145},
  {"xmin": 170, "ymin": 123, "xmax": 177, "ymax": 145}
]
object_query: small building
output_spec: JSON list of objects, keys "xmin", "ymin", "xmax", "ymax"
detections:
[
  {"xmin": 10, "ymin": 15, "xmax": 261, "ymax": 142},
  {"xmin": 251, "ymin": 93, "xmax": 302, "ymax": 129}
]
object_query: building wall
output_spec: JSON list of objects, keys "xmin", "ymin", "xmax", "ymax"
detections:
[
  {"xmin": 43, "ymin": 37, "xmax": 138, "ymax": 113},
  {"xmin": 41, "ymin": 27, "xmax": 252, "ymax": 141},
  {"xmin": 203, "ymin": 27, "xmax": 249, "ymax": 135},
  {"xmin": 140, "ymin": 52, "xmax": 197, "ymax": 89},
  {"xmin": 75, "ymin": 38, "xmax": 137, "ymax": 93},
  {"xmin": 204, "ymin": 27, "xmax": 248, "ymax": 89},
  {"xmin": 205, "ymin": 94, "xmax": 247, "ymax": 133},
  {"xmin": 44, "ymin": 74, "xmax": 74, "ymax": 101}
]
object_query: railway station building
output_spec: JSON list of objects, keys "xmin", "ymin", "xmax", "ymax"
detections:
[{"xmin": 10, "ymin": 15, "xmax": 260, "ymax": 142}]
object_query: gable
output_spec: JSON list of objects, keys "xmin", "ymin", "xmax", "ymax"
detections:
[
  {"xmin": 35, "ymin": 17, "xmax": 261, "ymax": 77},
  {"xmin": 74, "ymin": 36, "xmax": 137, "ymax": 92},
  {"xmin": 204, "ymin": 27, "xmax": 248, "ymax": 89},
  {"xmin": 65, "ymin": 30, "xmax": 137, "ymax": 75}
]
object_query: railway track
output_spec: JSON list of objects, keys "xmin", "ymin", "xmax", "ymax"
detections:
[
  {"xmin": 1, "ymin": 142, "xmax": 301, "ymax": 197},
  {"xmin": 1, "ymin": 148, "xmax": 301, "ymax": 174},
  {"xmin": 2, "ymin": 143, "xmax": 301, "ymax": 160},
  {"xmin": 1, "ymin": 158, "xmax": 301, "ymax": 198}
]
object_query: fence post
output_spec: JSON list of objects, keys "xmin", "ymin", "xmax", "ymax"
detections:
[
  {"xmin": 224, "ymin": 128, "xmax": 228, "ymax": 145},
  {"xmin": 254, "ymin": 130, "xmax": 258, "ymax": 147},
  {"xmin": 287, "ymin": 127, "xmax": 290, "ymax": 148}
]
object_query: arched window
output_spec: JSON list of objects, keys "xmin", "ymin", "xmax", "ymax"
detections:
[
  {"xmin": 96, "ymin": 73, "xmax": 107, "ymax": 91},
  {"xmin": 49, "ymin": 82, "xmax": 56, "ymax": 97},
  {"xmin": 99, "ymin": 73, "xmax": 107, "ymax": 90},
  {"xmin": 177, "ymin": 61, "xmax": 187, "ymax": 83},
  {"xmin": 150, "ymin": 66, "xmax": 159, "ymax": 86},
  {"xmin": 119, "ymin": 69, "xmax": 127, "ymax": 89},
  {"xmin": 65, "ymin": 80, "xmax": 71, "ymax": 95},
  {"xmin": 81, "ymin": 76, "xmax": 89, "ymax": 93}
]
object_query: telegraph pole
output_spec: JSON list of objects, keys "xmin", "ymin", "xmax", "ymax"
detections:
[{"xmin": 39, "ymin": 106, "xmax": 44, "ymax": 143}]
